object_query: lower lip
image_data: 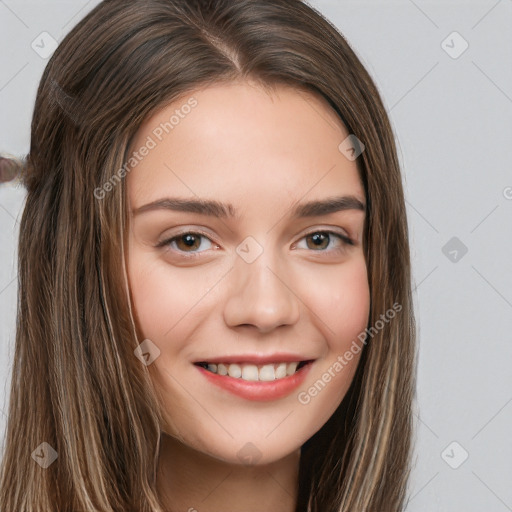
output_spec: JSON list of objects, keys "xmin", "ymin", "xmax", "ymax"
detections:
[{"xmin": 194, "ymin": 362, "xmax": 314, "ymax": 402}]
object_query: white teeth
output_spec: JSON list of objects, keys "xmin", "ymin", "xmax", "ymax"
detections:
[
  {"xmin": 201, "ymin": 361, "xmax": 307, "ymax": 381},
  {"xmin": 259, "ymin": 364, "xmax": 275, "ymax": 381},
  {"xmin": 228, "ymin": 363, "xmax": 242, "ymax": 378},
  {"xmin": 286, "ymin": 362, "xmax": 298, "ymax": 376},
  {"xmin": 241, "ymin": 365, "xmax": 259, "ymax": 381},
  {"xmin": 275, "ymin": 363, "xmax": 287, "ymax": 379}
]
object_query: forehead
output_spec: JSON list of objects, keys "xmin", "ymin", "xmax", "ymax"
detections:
[{"xmin": 126, "ymin": 80, "xmax": 365, "ymax": 209}]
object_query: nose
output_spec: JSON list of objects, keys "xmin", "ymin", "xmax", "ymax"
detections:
[{"xmin": 223, "ymin": 251, "xmax": 301, "ymax": 334}]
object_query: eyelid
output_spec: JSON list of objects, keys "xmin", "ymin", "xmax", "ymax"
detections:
[
  {"xmin": 298, "ymin": 226, "xmax": 354, "ymax": 246},
  {"xmin": 155, "ymin": 227, "xmax": 217, "ymax": 249}
]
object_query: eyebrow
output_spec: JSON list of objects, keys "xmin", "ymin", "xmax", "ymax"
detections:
[{"xmin": 132, "ymin": 195, "xmax": 366, "ymax": 218}]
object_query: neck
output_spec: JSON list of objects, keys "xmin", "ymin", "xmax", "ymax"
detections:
[{"xmin": 156, "ymin": 433, "xmax": 301, "ymax": 512}]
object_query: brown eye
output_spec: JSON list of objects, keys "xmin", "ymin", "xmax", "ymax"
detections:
[
  {"xmin": 157, "ymin": 232, "xmax": 214, "ymax": 255},
  {"xmin": 305, "ymin": 232, "xmax": 330, "ymax": 250},
  {"xmin": 297, "ymin": 230, "xmax": 354, "ymax": 253},
  {"xmin": 174, "ymin": 233, "xmax": 202, "ymax": 251}
]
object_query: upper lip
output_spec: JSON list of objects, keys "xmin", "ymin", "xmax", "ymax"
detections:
[{"xmin": 194, "ymin": 353, "xmax": 315, "ymax": 365}]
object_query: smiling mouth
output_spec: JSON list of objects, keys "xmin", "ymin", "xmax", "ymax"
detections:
[{"xmin": 193, "ymin": 360, "xmax": 313, "ymax": 382}]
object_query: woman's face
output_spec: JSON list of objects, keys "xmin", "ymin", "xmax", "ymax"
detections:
[{"xmin": 125, "ymin": 80, "xmax": 370, "ymax": 465}]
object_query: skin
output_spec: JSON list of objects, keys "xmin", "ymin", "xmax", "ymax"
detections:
[{"xmin": 125, "ymin": 79, "xmax": 370, "ymax": 512}]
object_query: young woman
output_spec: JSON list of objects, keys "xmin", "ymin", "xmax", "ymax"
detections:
[{"xmin": 0, "ymin": 0, "xmax": 417, "ymax": 510}]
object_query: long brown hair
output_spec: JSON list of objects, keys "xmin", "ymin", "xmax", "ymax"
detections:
[{"xmin": 0, "ymin": 0, "xmax": 417, "ymax": 510}]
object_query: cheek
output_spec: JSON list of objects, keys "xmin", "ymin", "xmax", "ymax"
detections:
[
  {"xmin": 127, "ymin": 246, "xmax": 207, "ymax": 346},
  {"xmin": 331, "ymin": 258, "xmax": 370, "ymax": 346},
  {"xmin": 128, "ymin": 254, "xmax": 171, "ymax": 342},
  {"xmin": 294, "ymin": 257, "xmax": 369, "ymax": 423},
  {"xmin": 306, "ymin": 256, "xmax": 370, "ymax": 349},
  {"xmin": 126, "ymin": 250, "xmax": 213, "ymax": 417}
]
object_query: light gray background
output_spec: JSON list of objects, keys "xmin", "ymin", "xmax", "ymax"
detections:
[{"xmin": 1, "ymin": 1, "xmax": 511, "ymax": 510}]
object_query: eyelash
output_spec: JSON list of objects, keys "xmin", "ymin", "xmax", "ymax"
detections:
[{"xmin": 156, "ymin": 229, "xmax": 354, "ymax": 258}]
